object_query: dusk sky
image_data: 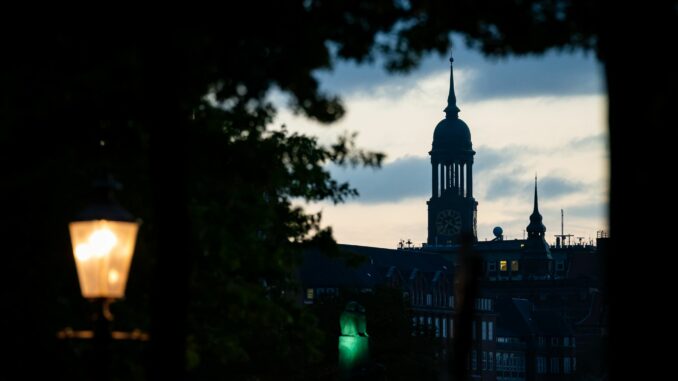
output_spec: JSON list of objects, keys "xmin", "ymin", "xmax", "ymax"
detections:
[{"xmin": 273, "ymin": 36, "xmax": 608, "ymax": 249}]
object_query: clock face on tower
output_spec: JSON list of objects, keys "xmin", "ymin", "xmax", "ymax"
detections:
[{"xmin": 436, "ymin": 209, "xmax": 462, "ymax": 236}]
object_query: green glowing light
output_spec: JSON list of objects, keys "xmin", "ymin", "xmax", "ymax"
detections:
[
  {"xmin": 338, "ymin": 336, "xmax": 368, "ymax": 369},
  {"xmin": 338, "ymin": 301, "xmax": 369, "ymax": 373}
]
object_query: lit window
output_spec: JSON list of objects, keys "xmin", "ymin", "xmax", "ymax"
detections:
[
  {"xmin": 511, "ymin": 260, "xmax": 519, "ymax": 271},
  {"xmin": 306, "ymin": 288, "xmax": 314, "ymax": 299},
  {"xmin": 500, "ymin": 260, "xmax": 508, "ymax": 271}
]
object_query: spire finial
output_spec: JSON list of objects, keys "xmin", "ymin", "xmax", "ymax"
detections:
[
  {"xmin": 533, "ymin": 174, "xmax": 539, "ymax": 214},
  {"xmin": 444, "ymin": 52, "xmax": 460, "ymax": 119}
]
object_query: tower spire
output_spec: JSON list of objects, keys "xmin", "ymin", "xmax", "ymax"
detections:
[
  {"xmin": 444, "ymin": 54, "xmax": 461, "ymax": 119},
  {"xmin": 527, "ymin": 174, "xmax": 546, "ymax": 237},
  {"xmin": 533, "ymin": 174, "xmax": 539, "ymax": 214}
]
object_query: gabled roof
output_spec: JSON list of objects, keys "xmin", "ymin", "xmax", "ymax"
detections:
[
  {"xmin": 495, "ymin": 297, "xmax": 573, "ymax": 337},
  {"xmin": 299, "ymin": 244, "xmax": 453, "ymax": 290}
]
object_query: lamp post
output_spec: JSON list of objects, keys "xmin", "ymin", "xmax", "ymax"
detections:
[{"xmin": 68, "ymin": 176, "xmax": 140, "ymax": 379}]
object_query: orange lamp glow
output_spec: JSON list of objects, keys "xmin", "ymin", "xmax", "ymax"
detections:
[
  {"xmin": 69, "ymin": 176, "xmax": 140, "ymax": 299},
  {"xmin": 70, "ymin": 219, "xmax": 139, "ymax": 299}
]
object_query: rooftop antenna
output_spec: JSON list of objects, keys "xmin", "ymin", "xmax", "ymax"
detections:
[{"xmin": 554, "ymin": 208, "xmax": 574, "ymax": 247}]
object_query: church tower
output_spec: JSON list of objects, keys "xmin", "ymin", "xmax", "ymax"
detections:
[
  {"xmin": 427, "ymin": 56, "xmax": 478, "ymax": 245},
  {"xmin": 521, "ymin": 176, "xmax": 553, "ymax": 278}
]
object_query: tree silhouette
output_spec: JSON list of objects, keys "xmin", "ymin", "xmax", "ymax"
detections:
[{"xmin": 1, "ymin": 2, "xmax": 675, "ymax": 380}]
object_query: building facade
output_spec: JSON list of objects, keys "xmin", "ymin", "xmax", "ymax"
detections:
[{"xmin": 300, "ymin": 56, "xmax": 605, "ymax": 380}]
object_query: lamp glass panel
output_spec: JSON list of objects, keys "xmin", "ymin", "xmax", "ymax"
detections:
[{"xmin": 69, "ymin": 220, "xmax": 139, "ymax": 298}]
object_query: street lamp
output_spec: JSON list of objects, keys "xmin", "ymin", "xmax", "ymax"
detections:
[
  {"xmin": 69, "ymin": 176, "xmax": 140, "ymax": 300},
  {"xmin": 65, "ymin": 176, "xmax": 141, "ymax": 379}
]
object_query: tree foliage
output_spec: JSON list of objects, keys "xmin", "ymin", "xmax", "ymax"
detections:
[{"xmin": 3, "ymin": 1, "xmax": 671, "ymax": 379}]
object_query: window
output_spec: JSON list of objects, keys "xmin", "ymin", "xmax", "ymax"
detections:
[
  {"xmin": 564, "ymin": 357, "xmax": 571, "ymax": 374},
  {"xmin": 500, "ymin": 260, "xmax": 508, "ymax": 271},
  {"xmin": 551, "ymin": 337, "xmax": 559, "ymax": 346},
  {"xmin": 306, "ymin": 288, "xmax": 314, "ymax": 299},
  {"xmin": 489, "ymin": 321, "xmax": 494, "ymax": 341},
  {"xmin": 427, "ymin": 316, "xmax": 432, "ymax": 327},
  {"xmin": 489, "ymin": 352, "xmax": 494, "ymax": 371},
  {"xmin": 488, "ymin": 261, "xmax": 496, "ymax": 271},
  {"xmin": 442, "ymin": 317, "xmax": 447, "ymax": 338},
  {"xmin": 427, "ymin": 294, "xmax": 432, "ymax": 305},
  {"xmin": 551, "ymin": 357, "xmax": 560, "ymax": 373},
  {"xmin": 572, "ymin": 337, "xmax": 576, "ymax": 347},
  {"xmin": 435, "ymin": 318, "xmax": 440, "ymax": 337},
  {"xmin": 538, "ymin": 336, "xmax": 545, "ymax": 345},
  {"xmin": 450, "ymin": 318, "xmax": 454, "ymax": 338},
  {"xmin": 564, "ymin": 337, "xmax": 570, "ymax": 346},
  {"xmin": 482, "ymin": 351, "xmax": 487, "ymax": 371},
  {"xmin": 448, "ymin": 295, "xmax": 454, "ymax": 307},
  {"xmin": 472, "ymin": 320, "xmax": 476, "ymax": 340},
  {"xmin": 536, "ymin": 357, "xmax": 546, "ymax": 374},
  {"xmin": 511, "ymin": 260, "xmax": 519, "ymax": 271},
  {"xmin": 472, "ymin": 350, "xmax": 477, "ymax": 371},
  {"xmin": 482, "ymin": 321, "xmax": 487, "ymax": 341},
  {"xmin": 556, "ymin": 261, "xmax": 565, "ymax": 271}
]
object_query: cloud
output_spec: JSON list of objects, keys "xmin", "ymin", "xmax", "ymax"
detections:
[
  {"xmin": 474, "ymin": 145, "xmax": 535, "ymax": 174},
  {"xmin": 330, "ymin": 156, "xmax": 430, "ymax": 203},
  {"xmin": 457, "ymin": 52, "xmax": 603, "ymax": 101},
  {"xmin": 562, "ymin": 202, "xmax": 608, "ymax": 219},
  {"xmin": 485, "ymin": 175, "xmax": 586, "ymax": 201},
  {"xmin": 563, "ymin": 133, "xmax": 607, "ymax": 152},
  {"xmin": 329, "ymin": 137, "xmax": 599, "ymax": 205},
  {"xmin": 315, "ymin": 35, "xmax": 603, "ymax": 102}
]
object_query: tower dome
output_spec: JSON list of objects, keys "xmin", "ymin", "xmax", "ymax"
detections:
[
  {"xmin": 432, "ymin": 118, "xmax": 472, "ymax": 151},
  {"xmin": 432, "ymin": 57, "xmax": 472, "ymax": 152}
]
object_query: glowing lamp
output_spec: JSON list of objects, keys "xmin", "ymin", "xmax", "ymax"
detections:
[{"xmin": 69, "ymin": 177, "xmax": 139, "ymax": 299}]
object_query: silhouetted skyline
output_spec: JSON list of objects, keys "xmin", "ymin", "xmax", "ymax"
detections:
[{"xmin": 276, "ymin": 35, "xmax": 607, "ymax": 247}]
